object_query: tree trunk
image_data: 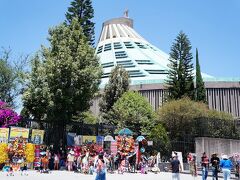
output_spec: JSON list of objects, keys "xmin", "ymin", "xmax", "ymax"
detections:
[{"xmin": 48, "ymin": 122, "xmax": 66, "ymax": 150}]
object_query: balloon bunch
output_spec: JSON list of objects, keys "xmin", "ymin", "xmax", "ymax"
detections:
[
  {"xmin": 5, "ymin": 137, "xmax": 28, "ymax": 164},
  {"xmin": 78, "ymin": 143, "xmax": 103, "ymax": 158},
  {"xmin": 11, "ymin": 137, "xmax": 27, "ymax": 156},
  {"xmin": 25, "ymin": 143, "xmax": 35, "ymax": 163},
  {"xmin": 74, "ymin": 146, "xmax": 81, "ymax": 157},
  {"xmin": 116, "ymin": 135, "xmax": 135, "ymax": 156},
  {"xmin": 0, "ymin": 143, "xmax": 8, "ymax": 163}
]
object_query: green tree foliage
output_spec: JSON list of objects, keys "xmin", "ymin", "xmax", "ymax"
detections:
[
  {"xmin": 68, "ymin": 111, "xmax": 97, "ymax": 136},
  {"xmin": 22, "ymin": 19, "xmax": 102, "ymax": 144},
  {"xmin": 148, "ymin": 124, "xmax": 170, "ymax": 155},
  {"xmin": 99, "ymin": 65, "xmax": 130, "ymax": 124},
  {"xmin": 65, "ymin": 0, "xmax": 95, "ymax": 46},
  {"xmin": 71, "ymin": 111, "xmax": 97, "ymax": 124},
  {"xmin": 0, "ymin": 55, "xmax": 15, "ymax": 106},
  {"xmin": 158, "ymin": 98, "xmax": 235, "ymax": 141},
  {"xmin": 0, "ymin": 49, "xmax": 27, "ymax": 107},
  {"xmin": 22, "ymin": 55, "xmax": 50, "ymax": 120},
  {"xmin": 195, "ymin": 48, "xmax": 206, "ymax": 102},
  {"xmin": 166, "ymin": 31, "xmax": 194, "ymax": 100},
  {"xmin": 82, "ymin": 111, "xmax": 97, "ymax": 124},
  {"xmin": 111, "ymin": 91, "xmax": 157, "ymax": 136}
]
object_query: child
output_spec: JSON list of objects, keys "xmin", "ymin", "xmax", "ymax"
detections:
[
  {"xmin": 59, "ymin": 155, "xmax": 66, "ymax": 171},
  {"xmin": 20, "ymin": 162, "xmax": 28, "ymax": 176},
  {"xmin": 40, "ymin": 155, "xmax": 49, "ymax": 173},
  {"xmin": 151, "ymin": 164, "xmax": 160, "ymax": 174},
  {"xmin": 82, "ymin": 162, "xmax": 89, "ymax": 174},
  {"xmin": 75, "ymin": 155, "xmax": 82, "ymax": 173},
  {"xmin": 7, "ymin": 166, "xmax": 14, "ymax": 176},
  {"xmin": 89, "ymin": 161, "xmax": 94, "ymax": 175},
  {"xmin": 41, "ymin": 155, "xmax": 49, "ymax": 171},
  {"xmin": 54, "ymin": 153, "xmax": 59, "ymax": 170},
  {"xmin": 108, "ymin": 155, "xmax": 114, "ymax": 174},
  {"xmin": 12, "ymin": 163, "xmax": 20, "ymax": 172},
  {"xmin": 140, "ymin": 156, "xmax": 148, "ymax": 174},
  {"xmin": 2, "ymin": 164, "xmax": 11, "ymax": 176},
  {"xmin": 118, "ymin": 159, "xmax": 125, "ymax": 174}
]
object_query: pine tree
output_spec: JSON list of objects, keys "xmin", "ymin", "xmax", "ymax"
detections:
[
  {"xmin": 65, "ymin": 0, "xmax": 95, "ymax": 46},
  {"xmin": 195, "ymin": 48, "xmax": 206, "ymax": 102},
  {"xmin": 99, "ymin": 65, "xmax": 130, "ymax": 125},
  {"xmin": 166, "ymin": 31, "xmax": 194, "ymax": 100}
]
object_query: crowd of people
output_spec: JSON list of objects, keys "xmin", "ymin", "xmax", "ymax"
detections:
[
  {"xmin": 4, "ymin": 142, "xmax": 240, "ymax": 180},
  {"xmin": 170, "ymin": 152, "xmax": 240, "ymax": 180},
  {"xmin": 1, "ymin": 145, "xmax": 160, "ymax": 180},
  {"xmin": 200, "ymin": 152, "xmax": 235, "ymax": 180}
]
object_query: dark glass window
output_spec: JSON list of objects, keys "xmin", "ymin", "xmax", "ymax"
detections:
[
  {"xmin": 102, "ymin": 62, "xmax": 114, "ymax": 68},
  {"xmin": 114, "ymin": 42, "xmax": 123, "ymax": 49},
  {"xmin": 104, "ymin": 43, "xmax": 111, "ymax": 51},
  {"xmin": 115, "ymin": 51, "xmax": 128, "ymax": 59},
  {"xmin": 135, "ymin": 60, "xmax": 154, "ymax": 65},
  {"xmin": 124, "ymin": 42, "xmax": 134, "ymax": 48},
  {"xmin": 134, "ymin": 42, "xmax": 147, "ymax": 49},
  {"xmin": 117, "ymin": 60, "xmax": 135, "ymax": 68},
  {"xmin": 127, "ymin": 70, "xmax": 146, "ymax": 77},
  {"xmin": 97, "ymin": 46, "xmax": 103, "ymax": 54},
  {"xmin": 145, "ymin": 69, "xmax": 168, "ymax": 74}
]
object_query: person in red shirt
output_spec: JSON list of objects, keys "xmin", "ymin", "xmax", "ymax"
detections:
[{"xmin": 201, "ymin": 152, "xmax": 209, "ymax": 180}]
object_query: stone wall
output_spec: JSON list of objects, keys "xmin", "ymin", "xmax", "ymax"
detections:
[{"xmin": 195, "ymin": 137, "xmax": 240, "ymax": 162}]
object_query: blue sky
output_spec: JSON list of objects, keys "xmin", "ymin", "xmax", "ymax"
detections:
[{"xmin": 0, "ymin": 0, "xmax": 240, "ymax": 78}]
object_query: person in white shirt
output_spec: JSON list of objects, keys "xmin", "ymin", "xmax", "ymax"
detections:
[{"xmin": 67, "ymin": 150, "xmax": 74, "ymax": 171}]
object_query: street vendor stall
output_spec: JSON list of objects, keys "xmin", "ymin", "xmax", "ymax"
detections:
[
  {"xmin": 0, "ymin": 136, "xmax": 36, "ymax": 171},
  {"xmin": 136, "ymin": 135, "xmax": 148, "ymax": 161},
  {"xmin": 0, "ymin": 127, "xmax": 45, "ymax": 171},
  {"xmin": 116, "ymin": 128, "xmax": 135, "ymax": 156},
  {"xmin": 115, "ymin": 128, "xmax": 136, "ymax": 173}
]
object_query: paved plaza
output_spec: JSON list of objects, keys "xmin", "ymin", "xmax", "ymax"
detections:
[{"xmin": 0, "ymin": 171, "xmax": 228, "ymax": 180}]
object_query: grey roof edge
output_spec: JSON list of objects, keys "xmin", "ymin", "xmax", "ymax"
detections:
[{"xmin": 102, "ymin": 17, "xmax": 133, "ymax": 28}]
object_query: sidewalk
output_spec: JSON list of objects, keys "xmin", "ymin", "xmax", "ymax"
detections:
[{"xmin": 181, "ymin": 170, "xmax": 238, "ymax": 179}]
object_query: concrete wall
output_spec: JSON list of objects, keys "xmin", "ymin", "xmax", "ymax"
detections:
[
  {"xmin": 195, "ymin": 137, "xmax": 240, "ymax": 161},
  {"xmin": 137, "ymin": 82, "xmax": 240, "ymax": 117}
]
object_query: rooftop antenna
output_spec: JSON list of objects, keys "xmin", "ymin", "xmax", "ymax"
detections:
[{"xmin": 123, "ymin": 9, "xmax": 129, "ymax": 18}]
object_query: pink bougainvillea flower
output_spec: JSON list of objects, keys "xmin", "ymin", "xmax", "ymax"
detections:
[{"xmin": 0, "ymin": 101, "xmax": 22, "ymax": 127}]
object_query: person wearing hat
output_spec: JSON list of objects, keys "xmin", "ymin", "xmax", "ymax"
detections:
[
  {"xmin": 67, "ymin": 150, "xmax": 75, "ymax": 171},
  {"xmin": 211, "ymin": 153, "xmax": 220, "ymax": 180},
  {"xmin": 220, "ymin": 154, "xmax": 232, "ymax": 180}
]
